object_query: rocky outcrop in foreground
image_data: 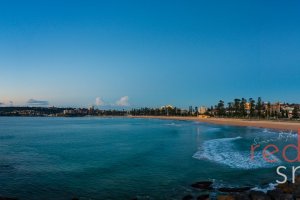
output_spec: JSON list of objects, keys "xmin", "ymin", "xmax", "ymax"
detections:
[
  {"xmin": 3, "ymin": 177, "xmax": 300, "ymax": 200},
  {"xmin": 185, "ymin": 176, "xmax": 300, "ymax": 200}
]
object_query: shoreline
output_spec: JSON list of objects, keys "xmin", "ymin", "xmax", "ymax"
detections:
[
  {"xmin": 1, "ymin": 115, "xmax": 299, "ymax": 131},
  {"xmin": 129, "ymin": 116, "xmax": 300, "ymax": 131}
]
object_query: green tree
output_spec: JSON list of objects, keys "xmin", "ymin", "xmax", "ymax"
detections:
[
  {"xmin": 227, "ymin": 102, "xmax": 233, "ymax": 117},
  {"xmin": 194, "ymin": 107, "xmax": 198, "ymax": 116},
  {"xmin": 210, "ymin": 106, "xmax": 214, "ymax": 116},
  {"xmin": 240, "ymin": 98, "xmax": 247, "ymax": 117},
  {"xmin": 292, "ymin": 106, "xmax": 299, "ymax": 119},
  {"xmin": 280, "ymin": 108, "xmax": 285, "ymax": 118},
  {"xmin": 249, "ymin": 98, "xmax": 255, "ymax": 118},
  {"xmin": 266, "ymin": 102, "xmax": 271, "ymax": 119},
  {"xmin": 286, "ymin": 110, "xmax": 289, "ymax": 118},
  {"xmin": 217, "ymin": 100, "xmax": 225, "ymax": 116},
  {"xmin": 234, "ymin": 98, "xmax": 241, "ymax": 117},
  {"xmin": 256, "ymin": 97, "xmax": 262, "ymax": 118}
]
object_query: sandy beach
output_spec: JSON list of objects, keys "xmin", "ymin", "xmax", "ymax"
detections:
[{"xmin": 129, "ymin": 116, "xmax": 300, "ymax": 131}]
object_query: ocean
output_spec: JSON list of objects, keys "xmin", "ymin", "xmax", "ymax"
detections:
[{"xmin": 0, "ymin": 117, "xmax": 297, "ymax": 199}]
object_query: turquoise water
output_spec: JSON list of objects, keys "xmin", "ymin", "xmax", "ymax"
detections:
[{"xmin": 0, "ymin": 117, "xmax": 297, "ymax": 200}]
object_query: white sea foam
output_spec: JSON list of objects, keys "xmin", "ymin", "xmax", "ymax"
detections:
[
  {"xmin": 165, "ymin": 122, "xmax": 182, "ymax": 127},
  {"xmin": 261, "ymin": 128, "xmax": 296, "ymax": 136},
  {"xmin": 251, "ymin": 183, "xmax": 278, "ymax": 193},
  {"xmin": 205, "ymin": 127, "xmax": 221, "ymax": 132},
  {"xmin": 262, "ymin": 128, "xmax": 272, "ymax": 133},
  {"xmin": 193, "ymin": 137, "xmax": 281, "ymax": 169}
]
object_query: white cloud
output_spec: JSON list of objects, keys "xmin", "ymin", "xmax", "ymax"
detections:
[
  {"xmin": 116, "ymin": 96, "xmax": 129, "ymax": 106},
  {"xmin": 0, "ymin": 100, "xmax": 13, "ymax": 106},
  {"xmin": 95, "ymin": 97, "xmax": 105, "ymax": 106}
]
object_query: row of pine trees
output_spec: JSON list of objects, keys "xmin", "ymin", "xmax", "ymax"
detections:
[
  {"xmin": 211, "ymin": 97, "xmax": 299, "ymax": 119},
  {"xmin": 130, "ymin": 97, "xmax": 300, "ymax": 119}
]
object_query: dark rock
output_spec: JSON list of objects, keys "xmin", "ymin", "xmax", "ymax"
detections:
[
  {"xmin": 294, "ymin": 175, "xmax": 300, "ymax": 185},
  {"xmin": 182, "ymin": 194, "xmax": 193, "ymax": 200},
  {"xmin": 293, "ymin": 188, "xmax": 300, "ymax": 198},
  {"xmin": 197, "ymin": 194, "xmax": 209, "ymax": 200},
  {"xmin": 277, "ymin": 182, "xmax": 294, "ymax": 194},
  {"xmin": 71, "ymin": 198, "xmax": 79, "ymax": 200},
  {"xmin": 218, "ymin": 187, "xmax": 251, "ymax": 193},
  {"xmin": 292, "ymin": 181, "xmax": 300, "ymax": 198},
  {"xmin": 217, "ymin": 195, "xmax": 235, "ymax": 200},
  {"xmin": 278, "ymin": 193, "xmax": 294, "ymax": 200},
  {"xmin": 191, "ymin": 181, "xmax": 213, "ymax": 190},
  {"xmin": 267, "ymin": 189, "xmax": 283, "ymax": 200},
  {"xmin": 0, "ymin": 197, "xmax": 18, "ymax": 200},
  {"xmin": 249, "ymin": 191, "xmax": 271, "ymax": 200},
  {"xmin": 233, "ymin": 193, "xmax": 250, "ymax": 200}
]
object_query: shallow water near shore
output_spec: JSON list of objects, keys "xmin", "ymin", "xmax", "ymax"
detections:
[{"xmin": 0, "ymin": 117, "xmax": 298, "ymax": 199}]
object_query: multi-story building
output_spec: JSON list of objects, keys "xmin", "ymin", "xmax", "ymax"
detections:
[
  {"xmin": 281, "ymin": 105, "xmax": 294, "ymax": 118},
  {"xmin": 270, "ymin": 102, "xmax": 281, "ymax": 114},
  {"xmin": 198, "ymin": 106, "xmax": 207, "ymax": 115}
]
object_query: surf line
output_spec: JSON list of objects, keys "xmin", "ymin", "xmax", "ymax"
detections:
[{"xmin": 251, "ymin": 129, "xmax": 300, "ymax": 184}]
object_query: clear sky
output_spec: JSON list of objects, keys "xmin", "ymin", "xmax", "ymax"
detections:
[{"xmin": 0, "ymin": 0, "xmax": 299, "ymax": 108}]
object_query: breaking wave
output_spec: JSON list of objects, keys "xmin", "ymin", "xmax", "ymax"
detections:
[
  {"xmin": 251, "ymin": 183, "xmax": 278, "ymax": 193},
  {"xmin": 165, "ymin": 122, "xmax": 183, "ymax": 127},
  {"xmin": 193, "ymin": 137, "xmax": 281, "ymax": 169}
]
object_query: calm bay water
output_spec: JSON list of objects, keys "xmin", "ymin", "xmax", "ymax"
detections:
[{"xmin": 0, "ymin": 117, "xmax": 297, "ymax": 200}]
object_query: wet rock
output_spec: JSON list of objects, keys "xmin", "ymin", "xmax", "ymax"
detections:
[
  {"xmin": 293, "ymin": 177, "xmax": 300, "ymax": 198},
  {"xmin": 249, "ymin": 191, "xmax": 271, "ymax": 200},
  {"xmin": 293, "ymin": 187, "xmax": 300, "ymax": 198},
  {"xmin": 233, "ymin": 193, "xmax": 250, "ymax": 200},
  {"xmin": 191, "ymin": 181, "xmax": 213, "ymax": 190},
  {"xmin": 197, "ymin": 194, "xmax": 209, "ymax": 200},
  {"xmin": 278, "ymin": 193, "xmax": 294, "ymax": 200},
  {"xmin": 267, "ymin": 189, "xmax": 283, "ymax": 200},
  {"xmin": 294, "ymin": 175, "xmax": 300, "ymax": 185},
  {"xmin": 0, "ymin": 197, "xmax": 18, "ymax": 200},
  {"xmin": 217, "ymin": 195, "xmax": 235, "ymax": 200},
  {"xmin": 182, "ymin": 194, "xmax": 193, "ymax": 200},
  {"xmin": 218, "ymin": 187, "xmax": 251, "ymax": 193},
  {"xmin": 277, "ymin": 182, "xmax": 294, "ymax": 194}
]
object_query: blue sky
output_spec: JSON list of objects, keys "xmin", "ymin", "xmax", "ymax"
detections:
[{"xmin": 0, "ymin": 0, "xmax": 299, "ymax": 108}]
